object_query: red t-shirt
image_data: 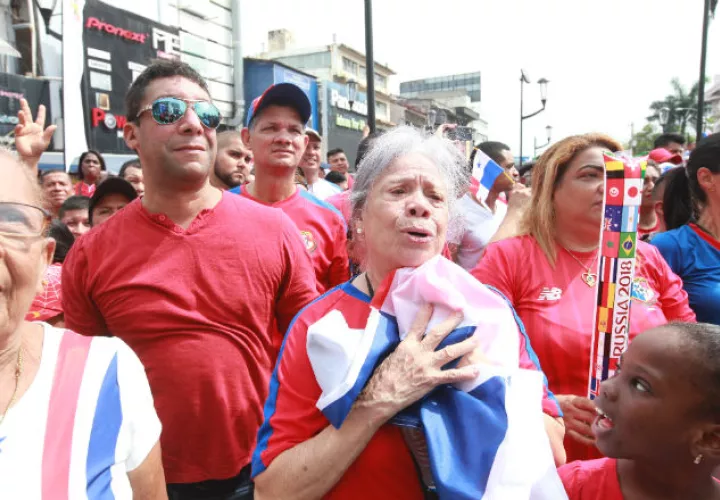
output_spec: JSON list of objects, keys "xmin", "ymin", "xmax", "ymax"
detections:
[
  {"xmin": 327, "ymin": 190, "xmax": 352, "ymax": 224},
  {"xmin": 559, "ymin": 458, "xmax": 623, "ymax": 500},
  {"xmin": 234, "ymin": 186, "xmax": 350, "ymax": 294},
  {"xmin": 252, "ymin": 282, "xmax": 562, "ymax": 499},
  {"xmin": 472, "ymin": 236, "xmax": 695, "ymax": 461},
  {"xmin": 346, "ymin": 173, "xmax": 355, "ymax": 190},
  {"xmin": 61, "ymin": 192, "xmax": 318, "ymax": 483},
  {"xmin": 74, "ymin": 181, "xmax": 95, "ymax": 197}
]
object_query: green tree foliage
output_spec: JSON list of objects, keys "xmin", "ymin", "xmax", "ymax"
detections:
[
  {"xmin": 646, "ymin": 78, "xmax": 700, "ymax": 136},
  {"xmin": 629, "ymin": 123, "xmax": 659, "ymax": 156}
]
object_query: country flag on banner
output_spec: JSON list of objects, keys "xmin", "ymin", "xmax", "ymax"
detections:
[
  {"xmin": 623, "ymin": 178, "xmax": 644, "ymax": 206},
  {"xmin": 605, "ymin": 159, "xmax": 625, "ymax": 178},
  {"xmin": 606, "ymin": 180, "xmax": 624, "ymax": 205},
  {"xmin": 305, "ymin": 257, "xmax": 567, "ymax": 499},
  {"xmin": 621, "ymin": 205, "xmax": 639, "ymax": 233},
  {"xmin": 471, "ymin": 148, "xmax": 505, "ymax": 203},
  {"xmin": 619, "ymin": 232, "xmax": 637, "ymax": 258},
  {"xmin": 604, "ymin": 206, "xmax": 623, "ymax": 232},
  {"xmin": 602, "ymin": 231, "xmax": 620, "ymax": 257}
]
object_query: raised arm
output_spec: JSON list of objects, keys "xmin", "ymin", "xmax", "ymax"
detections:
[{"xmin": 14, "ymin": 98, "xmax": 57, "ymax": 176}]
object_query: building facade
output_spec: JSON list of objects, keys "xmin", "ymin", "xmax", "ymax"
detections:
[
  {"xmin": 400, "ymin": 71, "xmax": 489, "ymax": 143},
  {"xmin": 6, "ymin": 0, "xmax": 242, "ymax": 170},
  {"xmin": 257, "ymin": 29, "xmax": 397, "ymax": 162}
]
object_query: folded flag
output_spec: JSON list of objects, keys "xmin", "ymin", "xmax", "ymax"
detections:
[
  {"xmin": 471, "ymin": 148, "xmax": 506, "ymax": 203},
  {"xmin": 588, "ymin": 154, "xmax": 646, "ymax": 399},
  {"xmin": 306, "ymin": 256, "xmax": 567, "ymax": 500}
]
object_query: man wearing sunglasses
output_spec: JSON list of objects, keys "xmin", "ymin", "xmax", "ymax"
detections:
[
  {"xmin": 62, "ymin": 60, "xmax": 318, "ymax": 500},
  {"xmin": 233, "ymin": 83, "xmax": 350, "ymax": 294}
]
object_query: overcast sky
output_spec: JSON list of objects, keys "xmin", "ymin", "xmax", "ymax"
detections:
[{"xmin": 240, "ymin": 0, "xmax": 720, "ymax": 156}]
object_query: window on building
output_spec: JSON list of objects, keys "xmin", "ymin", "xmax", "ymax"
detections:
[
  {"xmin": 342, "ymin": 57, "xmax": 358, "ymax": 75},
  {"xmin": 359, "ymin": 65, "xmax": 366, "ymax": 81},
  {"xmin": 375, "ymin": 73, "xmax": 387, "ymax": 90},
  {"xmin": 376, "ymin": 101, "xmax": 388, "ymax": 118}
]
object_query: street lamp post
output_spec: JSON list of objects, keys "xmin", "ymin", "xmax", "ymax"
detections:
[
  {"xmin": 659, "ymin": 107, "xmax": 670, "ymax": 133},
  {"xmin": 534, "ymin": 125, "xmax": 553, "ymax": 156},
  {"xmin": 426, "ymin": 108, "xmax": 437, "ymax": 132},
  {"xmin": 347, "ymin": 79, "xmax": 358, "ymax": 109},
  {"xmin": 364, "ymin": 0, "xmax": 376, "ymax": 133},
  {"xmin": 519, "ymin": 70, "xmax": 549, "ymax": 167}
]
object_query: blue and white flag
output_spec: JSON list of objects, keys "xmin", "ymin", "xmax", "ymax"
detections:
[
  {"xmin": 306, "ymin": 256, "xmax": 567, "ymax": 500},
  {"xmin": 472, "ymin": 148, "xmax": 505, "ymax": 203}
]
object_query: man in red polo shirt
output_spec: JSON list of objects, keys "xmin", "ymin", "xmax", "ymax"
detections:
[
  {"xmin": 233, "ymin": 84, "xmax": 349, "ymax": 293},
  {"xmin": 61, "ymin": 60, "xmax": 318, "ymax": 500}
]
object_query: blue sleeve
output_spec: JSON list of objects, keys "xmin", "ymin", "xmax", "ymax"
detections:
[{"xmin": 650, "ymin": 232, "xmax": 684, "ymax": 276}]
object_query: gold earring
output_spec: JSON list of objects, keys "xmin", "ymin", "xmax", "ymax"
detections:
[{"xmin": 694, "ymin": 454, "xmax": 703, "ymax": 465}]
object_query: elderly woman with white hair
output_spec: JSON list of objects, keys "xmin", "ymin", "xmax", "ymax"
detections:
[
  {"xmin": 0, "ymin": 151, "xmax": 166, "ymax": 498},
  {"xmin": 251, "ymin": 127, "xmax": 566, "ymax": 500}
]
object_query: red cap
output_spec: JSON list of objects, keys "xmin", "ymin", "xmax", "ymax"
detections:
[
  {"xmin": 648, "ymin": 148, "xmax": 683, "ymax": 165},
  {"xmin": 25, "ymin": 264, "xmax": 63, "ymax": 322}
]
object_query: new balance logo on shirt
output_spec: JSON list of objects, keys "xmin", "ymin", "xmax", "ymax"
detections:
[{"xmin": 537, "ymin": 287, "xmax": 562, "ymax": 301}]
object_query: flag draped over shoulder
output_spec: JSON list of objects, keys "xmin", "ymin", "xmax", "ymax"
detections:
[{"xmin": 306, "ymin": 256, "xmax": 567, "ymax": 500}]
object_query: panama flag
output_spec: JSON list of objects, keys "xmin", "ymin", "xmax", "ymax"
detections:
[
  {"xmin": 306, "ymin": 257, "xmax": 567, "ymax": 500},
  {"xmin": 471, "ymin": 148, "xmax": 505, "ymax": 203}
]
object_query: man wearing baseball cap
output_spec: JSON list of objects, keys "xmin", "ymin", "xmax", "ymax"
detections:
[
  {"xmin": 648, "ymin": 147, "xmax": 684, "ymax": 173},
  {"xmin": 88, "ymin": 176, "xmax": 139, "ymax": 226},
  {"xmin": 299, "ymin": 128, "xmax": 341, "ymax": 200},
  {"xmin": 235, "ymin": 83, "xmax": 349, "ymax": 293}
]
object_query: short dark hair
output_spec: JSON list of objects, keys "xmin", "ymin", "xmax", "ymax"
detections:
[
  {"xmin": 662, "ymin": 133, "xmax": 720, "ymax": 229},
  {"xmin": 654, "ymin": 133, "xmax": 686, "ymax": 149},
  {"xmin": 59, "ymin": 195, "xmax": 90, "ymax": 219},
  {"xmin": 48, "ymin": 220, "xmax": 75, "ymax": 264},
  {"xmin": 119, "ymin": 158, "xmax": 141, "ymax": 178},
  {"xmin": 325, "ymin": 171, "xmax": 347, "ymax": 185},
  {"xmin": 670, "ymin": 322, "xmax": 720, "ymax": 417},
  {"xmin": 40, "ymin": 169, "xmax": 71, "ymax": 185},
  {"xmin": 125, "ymin": 59, "xmax": 209, "ymax": 122},
  {"xmin": 327, "ymin": 148, "xmax": 346, "ymax": 160},
  {"xmin": 77, "ymin": 150, "xmax": 106, "ymax": 181},
  {"xmin": 356, "ymin": 131, "xmax": 384, "ymax": 169},
  {"xmin": 469, "ymin": 141, "xmax": 511, "ymax": 167}
]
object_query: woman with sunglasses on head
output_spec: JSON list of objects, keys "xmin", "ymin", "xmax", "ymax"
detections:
[
  {"xmin": 651, "ymin": 134, "xmax": 720, "ymax": 325},
  {"xmin": 0, "ymin": 151, "xmax": 166, "ymax": 499},
  {"xmin": 559, "ymin": 322, "xmax": 720, "ymax": 500},
  {"xmin": 471, "ymin": 133, "xmax": 695, "ymax": 463},
  {"xmin": 75, "ymin": 150, "xmax": 107, "ymax": 197}
]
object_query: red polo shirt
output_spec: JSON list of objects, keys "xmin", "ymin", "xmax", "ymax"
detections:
[{"xmin": 61, "ymin": 192, "xmax": 318, "ymax": 483}]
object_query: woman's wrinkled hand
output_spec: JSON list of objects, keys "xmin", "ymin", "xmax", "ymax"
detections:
[
  {"xmin": 556, "ymin": 394, "xmax": 597, "ymax": 447},
  {"xmin": 355, "ymin": 304, "xmax": 480, "ymax": 424}
]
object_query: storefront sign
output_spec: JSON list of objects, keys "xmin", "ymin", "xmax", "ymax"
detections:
[
  {"xmin": 330, "ymin": 89, "xmax": 367, "ymax": 116},
  {"xmin": 85, "ymin": 16, "xmax": 147, "ymax": 43},
  {"xmin": 335, "ymin": 114, "xmax": 365, "ymax": 131},
  {"xmin": 0, "ymin": 73, "xmax": 51, "ymax": 150},
  {"xmin": 66, "ymin": 0, "xmax": 181, "ymax": 154}
]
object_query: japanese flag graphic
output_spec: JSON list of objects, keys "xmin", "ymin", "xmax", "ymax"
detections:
[{"xmin": 623, "ymin": 178, "xmax": 644, "ymax": 206}]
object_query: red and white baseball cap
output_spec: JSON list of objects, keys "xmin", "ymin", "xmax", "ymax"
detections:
[
  {"xmin": 648, "ymin": 148, "xmax": 683, "ymax": 165},
  {"xmin": 246, "ymin": 83, "xmax": 311, "ymax": 127}
]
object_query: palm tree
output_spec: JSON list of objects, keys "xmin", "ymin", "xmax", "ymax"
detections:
[{"xmin": 647, "ymin": 78, "xmax": 700, "ymax": 136}]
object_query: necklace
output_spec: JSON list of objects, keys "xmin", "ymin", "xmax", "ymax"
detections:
[
  {"xmin": 0, "ymin": 347, "xmax": 23, "ymax": 427},
  {"xmin": 563, "ymin": 248, "xmax": 599, "ymax": 287},
  {"xmin": 365, "ymin": 273, "xmax": 375, "ymax": 298}
]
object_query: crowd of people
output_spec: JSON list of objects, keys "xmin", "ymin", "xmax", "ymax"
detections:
[{"xmin": 1, "ymin": 58, "xmax": 720, "ymax": 500}]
